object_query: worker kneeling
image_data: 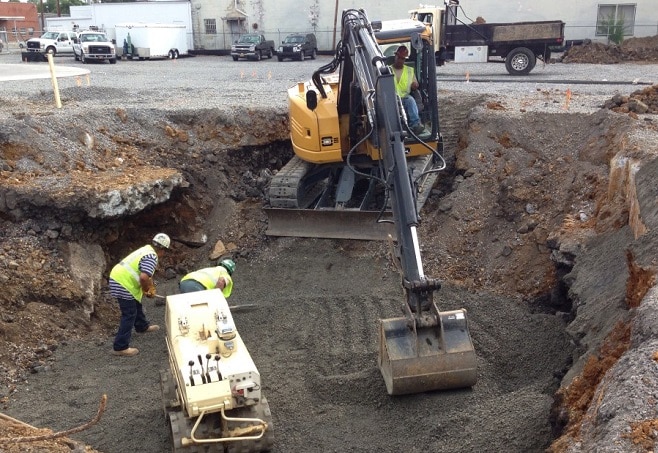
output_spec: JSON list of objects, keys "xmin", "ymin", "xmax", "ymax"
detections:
[{"xmin": 179, "ymin": 258, "xmax": 236, "ymax": 298}]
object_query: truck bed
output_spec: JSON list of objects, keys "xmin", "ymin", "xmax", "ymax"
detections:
[{"xmin": 445, "ymin": 20, "xmax": 564, "ymax": 46}]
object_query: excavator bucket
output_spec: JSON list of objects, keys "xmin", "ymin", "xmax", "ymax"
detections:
[{"xmin": 378, "ymin": 308, "xmax": 477, "ymax": 395}]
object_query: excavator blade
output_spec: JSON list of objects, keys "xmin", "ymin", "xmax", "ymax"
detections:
[
  {"xmin": 378, "ymin": 309, "xmax": 477, "ymax": 395},
  {"xmin": 264, "ymin": 208, "xmax": 395, "ymax": 240}
]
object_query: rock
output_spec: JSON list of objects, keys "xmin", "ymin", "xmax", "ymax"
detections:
[
  {"xmin": 209, "ymin": 239, "xmax": 227, "ymax": 260},
  {"xmin": 627, "ymin": 98, "xmax": 649, "ymax": 114},
  {"xmin": 66, "ymin": 242, "xmax": 106, "ymax": 318},
  {"xmin": 438, "ymin": 199, "xmax": 453, "ymax": 212}
]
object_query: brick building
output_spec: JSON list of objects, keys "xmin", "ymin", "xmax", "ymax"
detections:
[{"xmin": 0, "ymin": 2, "xmax": 40, "ymax": 47}]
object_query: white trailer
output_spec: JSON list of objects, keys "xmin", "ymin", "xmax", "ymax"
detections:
[
  {"xmin": 115, "ymin": 23, "xmax": 188, "ymax": 60},
  {"xmin": 47, "ymin": 2, "xmax": 193, "ymax": 50}
]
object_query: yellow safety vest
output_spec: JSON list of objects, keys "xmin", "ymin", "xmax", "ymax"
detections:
[
  {"xmin": 181, "ymin": 266, "xmax": 233, "ymax": 298},
  {"xmin": 109, "ymin": 245, "xmax": 155, "ymax": 302},
  {"xmin": 391, "ymin": 65, "xmax": 414, "ymax": 98}
]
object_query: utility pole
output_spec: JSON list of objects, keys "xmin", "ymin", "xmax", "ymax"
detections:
[
  {"xmin": 332, "ymin": 0, "xmax": 338, "ymax": 51},
  {"xmin": 39, "ymin": 0, "xmax": 45, "ymax": 32}
]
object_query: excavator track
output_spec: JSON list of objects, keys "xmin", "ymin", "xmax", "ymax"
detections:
[
  {"xmin": 265, "ymin": 152, "xmax": 440, "ymax": 240},
  {"xmin": 268, "ymin": 156, "xmax": 327, "ymax": 209}
]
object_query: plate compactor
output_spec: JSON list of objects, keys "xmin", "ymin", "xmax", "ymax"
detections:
[{"xmin": 160, "ymin": 289, "xmax": 274, "ymax": 452}]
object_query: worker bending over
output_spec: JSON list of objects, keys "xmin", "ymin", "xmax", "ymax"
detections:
[{"xmin": 179, "ymin": 258, "xmax": 236, "ymax": 298}]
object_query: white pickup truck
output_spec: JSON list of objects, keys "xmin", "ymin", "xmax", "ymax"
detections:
[
  {"xmin": 25, "ymin": 30, "xmax": 78, "ymax": 55},
  {"xmin": 73, "ymin": 31, "xmax": 117, "ymax": 64}
]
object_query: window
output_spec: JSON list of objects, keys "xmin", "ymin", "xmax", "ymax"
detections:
[
  {"xmin": 596, "ymin": 4, "xmax": 636, "ymax": 37},
  {"xmin": 204, "ymin": 19, "xmax": 217, "ymax": 35}
]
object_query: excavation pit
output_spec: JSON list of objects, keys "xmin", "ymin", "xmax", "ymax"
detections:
[{"xmin": 0, "ymin": 54, "xmax": 657, "ymax": 452}]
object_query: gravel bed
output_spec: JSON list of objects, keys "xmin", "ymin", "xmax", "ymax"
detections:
[{"xmin": 1, "ymin": 52, "xmax": 656, "ymax": 114}]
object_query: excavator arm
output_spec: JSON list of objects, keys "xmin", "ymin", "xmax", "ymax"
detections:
[
  {"xmin": 332, "ymin": 9, "xmax": 478, "ymax": 395},
  {"xmin": 321, "ymin": 9, "xmax": 438, "ymax": 312}
]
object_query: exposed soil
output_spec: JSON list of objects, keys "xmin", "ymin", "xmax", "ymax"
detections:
[
  {"xmin": 562, "ymin": 35, "xmax": 658, "ymax": 64},
  {"xmin": 0, "ymin": 48, "xmax": 658, "ymax": 452}
]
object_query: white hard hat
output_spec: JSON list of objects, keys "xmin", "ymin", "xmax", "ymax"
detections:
[{"xmin": 152, "ymin": 233, "xmax": 171, "ymax": 249}]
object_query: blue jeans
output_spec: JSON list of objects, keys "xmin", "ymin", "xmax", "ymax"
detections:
[
  {"xmin": 401, "ymin": 94, "xmax": 420, "ymax": 127},
  {"xmin": 179, "ymin": 279, "xmax": 207, "ymax": 293},
  {"xmin": 113, "ymin": 297, "xmax": 150, "ymax": 351}
]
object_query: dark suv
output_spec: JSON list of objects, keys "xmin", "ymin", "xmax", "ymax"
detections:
[{"xmin": 277, "ymin": 33, "xmax": 317, "ymax": 61}]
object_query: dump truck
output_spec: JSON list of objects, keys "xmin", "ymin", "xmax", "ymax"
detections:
[
  {"xmin": 410, "ymin": 2, "xmax": 565, "ymax": 75},
  {"xmin": 160, "ymin": 289, "xmax": 274, "ymax": 452},
  {"xmin": 266, "ymin": 9, "xmax": 477, "ymax": 395}
]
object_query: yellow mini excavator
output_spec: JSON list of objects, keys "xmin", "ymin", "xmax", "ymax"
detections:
[
  {"xmin": 267, "ymin": 11, "xmax": 442, "ymax": 241},
  {"xmin": 266, "ymin": 9, "xmax": 477, "ymax": 395}
]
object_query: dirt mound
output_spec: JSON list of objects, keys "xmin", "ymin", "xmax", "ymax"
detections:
[
  {"xmin": 603, "ymin": 84, "xmax": 658, "ymax": 115},
  {"xmin": 562, "ymin": 35, "xmax": 658, "ymax": 64}
]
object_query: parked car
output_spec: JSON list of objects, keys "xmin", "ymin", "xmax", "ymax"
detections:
[
  {"xmin": 73, "ymin": 30, "xmax": 117, "ymax": 64},
  {"xmin": 277, "ymin": 33, "xmax": 317, "ymax": 61},
  {"xmin": 25, "ymin": 31, "xmax": 78, "ymax": 55},
  {"xmin": 231, "ymin": 33, "xmax": 275, "ymax": 61}
]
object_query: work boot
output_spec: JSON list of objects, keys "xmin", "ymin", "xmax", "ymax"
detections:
[
  {"xmin": 138, "ymin": 324, "xmax": 160, "ymax": 333},
  {"xmin": 112, "ymin": 347, "xmax": 139, "ymax": 357},
  {"xmin": 411, "ymin": 123, "xmax": 430, "ymax": 137}
]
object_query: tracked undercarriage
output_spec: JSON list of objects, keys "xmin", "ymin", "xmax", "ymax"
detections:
[{"xmin": 265, "ymin": 152, "xmax": 441, "ymax": 240}]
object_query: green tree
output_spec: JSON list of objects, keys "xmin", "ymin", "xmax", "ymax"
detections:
[
  {"xmin": 598, "ymin": 13, "xmax": 626, "ymax": 45},
  {"xmin": 28, "ymin": 0, "xmax": 85, "ymax": 16}
]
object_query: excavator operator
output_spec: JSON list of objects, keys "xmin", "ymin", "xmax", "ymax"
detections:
[{"xmin": 390, "ymin": 45, "xmax": 429, "ymax": 137}]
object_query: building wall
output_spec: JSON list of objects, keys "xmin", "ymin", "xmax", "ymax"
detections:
[
  {"xmin": 0, "ymin": 3, "xmax": 40, "ymax": 45},
  {"xmin": 47, "ymin": 0, "xmax": 658, "ymax": 52},
  {"xmin": 192, "ymin": 0, "xmax": 658, "ymax": 49}
]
